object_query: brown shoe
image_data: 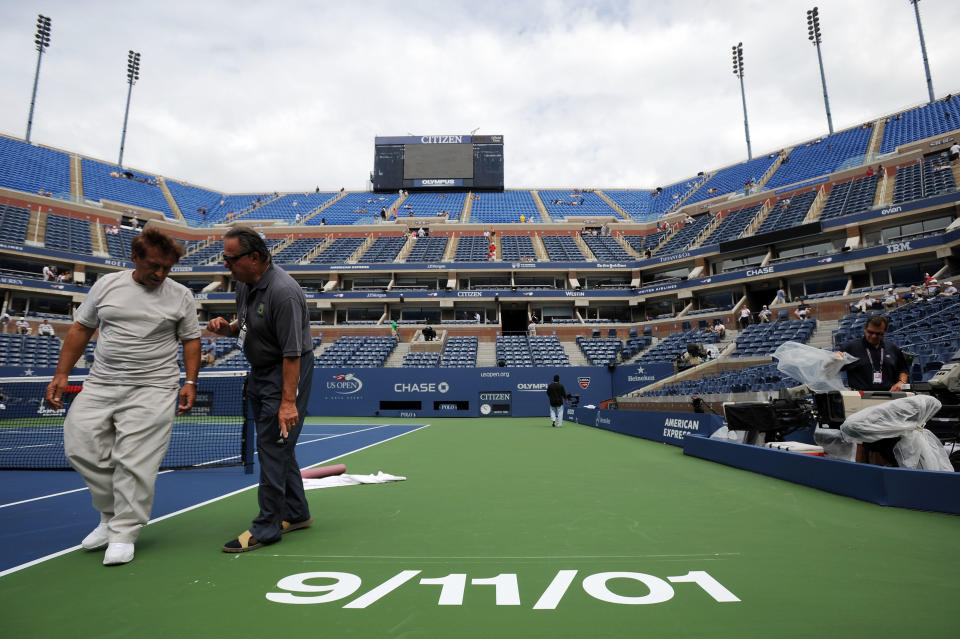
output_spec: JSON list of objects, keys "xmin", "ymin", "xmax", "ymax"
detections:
[
  {"xmin": 281, "ymin": 518, "xmax": 313, "ymax": 534},
  {"xmin": 222, "ymin": 530, "xmax": 263, "ymax": 553}
]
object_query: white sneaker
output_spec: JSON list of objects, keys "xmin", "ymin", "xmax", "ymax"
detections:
[
  {"xmin": 81, "ymin": 523, "xmax": 109, "ymax": 551},
  {"xmin": 103, "ymin": 542, "xmax": 135, "ymax": 565}
]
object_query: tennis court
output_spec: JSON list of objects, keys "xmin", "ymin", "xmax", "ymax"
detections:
[{"xmin": 1, "ymin": 416, "xmax": 957, "ymax": 638}]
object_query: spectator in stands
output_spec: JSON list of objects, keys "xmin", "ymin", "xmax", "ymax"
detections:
[
  {"xmin": 202, "ymin": 342, "xmax": 216, "ymax": 367},
  {"xmin": 949, "ymin": 143, "xmax": 960, "ymax": 163},
  {"xmin": 902, "ymin": 285, "xmax": 920, "ymax": 304},
  {"xmin": 294, "ymin": 212, "xmax": 301, "ymax": 224},
  {"xmin": 473, "ymin": 312, "xmax": 481, "ymax": 323},
  {"xmin": 942, "ymin": 281, "xmax": 957, "ymax": 297},
  {"xmin": 422, "ymin": 325, "xmax": 436, "ymax": 341},
  {"xmin": 37, "ymin": 319, "xmax": 55, "ymax": 337},
  {"xmin": 391, "ymin": 320, "xmax": 399, "ymax": 342},
  {"xmin": 43, "ymin": 265, "xmax": 56, "ymax": 281},
  {"xmin": 546, "ymin": 375, "xmax": 568, "ymax": 428},
  {"xmin": 57, "ymin": 271, "xmax": 72, "ymax": 283},
  {"xmin": 775, "ymin": 287, "xmax": 786, "ymax": 304},
  {"xmin": 794, "ymin": 299, "xmax": 811, "ymax": 319},
  {"xmin": 528, "ymin": 318, "xmax": 537, "ymax": 337},
  {"xmin": 738, "ymin": 306, "xmax": 752, "ymax": 329},
  {"xmin": 926, "ymin": 278, "xmax": 940, "ymax": 298},
  {"xmin": 758, "ymin": 305, "xmax": 772, "ymax": 323},
  {"xmin": 882, "ymin": 288, "xmax": 898, "ymax": 310},
  {"xmin": 711, "ymin": 319, "xmax": 726, "ymax": 337},
  {"xmin": 320, "ymin": 218, "xmax": 326, "ymax": 225},
  {"xmin": 0, "ymin": 309, "xmax": 10, "ymax": 333},
  {"xmin": 16, "ymin": 317, "xmax": 30, "ymax": 334},
  {"xmin": 855, "ymin": 294, "xmax": 874, "ymax": 313}
]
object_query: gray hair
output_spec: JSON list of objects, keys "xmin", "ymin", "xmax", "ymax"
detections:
[{"xmin": 224, "ymin": 225, "xmax": 270, "ymax": 262}]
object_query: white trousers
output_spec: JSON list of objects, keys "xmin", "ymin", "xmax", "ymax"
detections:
[
  {"xmin": 63, "ymin": 381, "xmax": 177, "ymax": 543},
  {"xmin": 549, "ymin": 404, "xmax": 564, "ymax": 427}
]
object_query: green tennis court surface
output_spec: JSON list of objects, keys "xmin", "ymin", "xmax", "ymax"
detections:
[{"xmin": 1, "ymin": 417, "xmax": 957, "ymax": 638}]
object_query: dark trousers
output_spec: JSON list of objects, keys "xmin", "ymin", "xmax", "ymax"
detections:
[{"xmin": 249, "ymin": 354, "xmax": 314, "ymax": 543}]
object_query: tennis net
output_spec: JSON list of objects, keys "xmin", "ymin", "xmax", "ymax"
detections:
[{"xmin": 0, "ymin": 371, "xmax": 250, "ymax": 470}]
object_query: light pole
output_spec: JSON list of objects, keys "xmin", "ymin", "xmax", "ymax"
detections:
[
  {"xmin": 118, "ymin": 50, "xmax": 141, "ymax": 168},
  {"xmin": 909, "ymin": 0, "xmax": 935, "ymax": 104},
  {"xmin": 731, "ymin": 42, "xmax": 752, "ymax": 160},
  {"xmin": 25, "ymin": 14, "xmax": 52, "ymax": 144},
  {"xmin": 806, "ymin": 7, "xmax": 833, "ymax": 135}
]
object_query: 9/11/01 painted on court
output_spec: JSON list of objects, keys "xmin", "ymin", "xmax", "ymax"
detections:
[{"xmin": 267, "ymin": 569, "xmax": 740, "ymax": 608}]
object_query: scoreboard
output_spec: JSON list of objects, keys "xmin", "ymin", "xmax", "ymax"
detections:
[{"xmin": 372, "ymin": 134, "xmax": 504, "ymax": 192}]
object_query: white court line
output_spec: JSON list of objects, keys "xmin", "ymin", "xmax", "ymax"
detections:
[
  {"xmin": 0, "ymin": 423, "xmax": 429, "ymax": 578},
  {"xmin": 0, "ymin": 423, "xmax": 413, "ymax": 508}
]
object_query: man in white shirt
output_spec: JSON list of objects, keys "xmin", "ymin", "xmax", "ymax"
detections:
[
  {"xmin": 15, "ymin": 317, "xmax": 30, "ymax": 334},
  {"xmin": 42, "ymin": 265, "xmax": 55, "ymax": 281},
  {"xmin": 37, "ymin": 319, "xmax": 55, "ymax": 336},
  {"xmin": 45, "ymin": 228, "xmax": 200, "ymax": 566}
]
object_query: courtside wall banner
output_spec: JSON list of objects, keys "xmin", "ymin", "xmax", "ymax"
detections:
[
  {"xmin": 588, "ymin": 409, "xmax": 724, "ymax": 445},
  {"xmin": 308, "ymin": 366, "xmax": 675, "ymax": 418}
]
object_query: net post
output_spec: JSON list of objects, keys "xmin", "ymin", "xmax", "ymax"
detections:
[{"xmin": 241, "ymin": 374, "xmax": 255, "ymax": 474}]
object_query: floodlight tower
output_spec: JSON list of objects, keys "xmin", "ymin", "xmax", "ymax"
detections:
[
  {"xmin": 118, "ymin": 50, "xmax": 141, "ymax": 168},
  {"xmin": 731, "ymin": 42, "xmax": 752, "ymax": 160},
  {"xmin": 909, "ymin": 0, "xmax": 935, "ymax": 104},
  {"xmin": 806, "ymin": 7, "xmax": 833, "ymax": 135},
  {"xmin": 25, "ymin": 14, "xmax": 52, "ymax": 144}
]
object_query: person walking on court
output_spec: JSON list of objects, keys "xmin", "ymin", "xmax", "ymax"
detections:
[
  {"xmin": 45, "ymin": 228, "xmax": 201, "ymax": 566},
  {"xmin": 208, "ymin": 225, "xmax": 315, "ymax": 553},
  {"xmin": 546, "ymin": 374, "xmax": 568, "ymax": 428}
]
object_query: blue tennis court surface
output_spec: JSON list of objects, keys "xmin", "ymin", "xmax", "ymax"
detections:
[{"xmin": 0, "ymin": 422, "xmax": 426, "ymax": 575}]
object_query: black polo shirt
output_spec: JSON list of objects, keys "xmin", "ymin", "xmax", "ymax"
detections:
[
  {"xmin": 840, "ymin": 337, "xmax": 908, "ymax": 391},
  {"xmin": 236, "ymin": 263, "xmax": 312, "ymax": 370}
]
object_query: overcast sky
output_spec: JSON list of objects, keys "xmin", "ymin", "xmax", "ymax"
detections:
[{"xmin": 1, "ymin": 1, "xmax": 957, "ymax": 194}]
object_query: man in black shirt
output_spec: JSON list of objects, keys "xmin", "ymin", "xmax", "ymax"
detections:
[
  {"xmin": 837, "ymin": 314, "xmax": 909, "ymax": 465},
  {"xmin": 546, "ymin": 375, "xmax": 568, "ymax": 428},
  {"xmin": 838, "ymin": 315, "xmax": 908, "ymax": 392}
]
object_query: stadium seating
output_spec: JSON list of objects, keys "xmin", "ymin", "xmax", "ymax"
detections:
[
  {"xmin": 880, "ymin": 97, "xmax": 960, "ymax": 154},
  {"xmin": 654, "ymin": 214, "xmax": 712, "ymax": 255},
  {"xmin": 541, "ymin": 235, "xmax": 586, "ymax": 261},
  {"xmin": 701, "ymin": 203, "xmax": 762, "ymax": 246},
  {"xmin": 820, "ymin": 174, "xmax": 878, "ymax": 221},
  {"xmin": 81, "ymin": 159, "xmax": 172, "ymax": 218},
  {"xmin": 577, "ymin": 336, "xmax": 622, "ymax": 365},
  {"xmin": 0, "ymin": 136, "xmax": 70, "ymax": 197},
  {"xmin": 755, "ymin": 190, "xmax": 817, "ymax": 234},
  {"xmin": 538, "ymin": 190, "xmax": 616, "ymax": 220},
  {"xmin": 582, "ymin": 235, "xmax": 632, "ymax": 261},
  {"xmin": 241, "ymin": 192, "xmax": 340, "ymax": 224},
  {"xmin": 0, "ymin": 334, "xmax": 62, "ymax": 367},
  {"xmin": 499, "ymin": 234, "xmax": 537, "ymax": 261},
  {"xmin": 401, "ymin": 191, "xmax": 466, "ymax": 220},
  {"xmin": 732, "ymin": 319, "xmax": 816, "ymax": 357},
  {"xmin": 642, "ymin": 362, "xmax": 801, "ymax": 397},
  {"xmin": 637, "ymin": 328, "xmax": 719, "ymax": 364},
  {"xmin": 603, "ymin": 190, "xmax": 655, "ymax": 222},
  {"xmin": 315, "ymin": 336, "xmax": 396, "ymax": 367},
  {"xmin": 454, "ymin": 235, "xmax": 490, "ymax": 262},
  {"xmin": 358, "ymin": 236, "xmax": 406, "ymax": 263},
  {"xmin": 306, "ymin": 192, "xmax": 391, "ymax": 225},
  {"xmin": 44, "ymin": 214, "xmax": 92, "ymax": 255},
  {"xmin": 440, "ymin": 336, "xmax": 478, "ymax": 367},
  {"xmin": 310, "ymin": 237, "xmax": 365, "ymax": 264},
  {"xmin": 272, "ymin": 237, "xmax": 323, "ymax": 264},
  {"xmin": 0, "ymin": 205, "xmax": 31, "ymax": 245},
  {"xmin": 766, "ymin": 126, "xmax": 872, "ymax": 189},
  {"xmin": 468, "ymin": 190, "xmax": 541, "ymax": 223},
  {"xmin": 683, "ymin": 155, "xmax": 778, "ymax": 207},
  {"xmin": 405, "ymin": 236, "xmax": 448, "ymax": 262}
]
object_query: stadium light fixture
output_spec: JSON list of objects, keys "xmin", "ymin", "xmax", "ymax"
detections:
[
  {"xmin": 731, "ymin": 42, "xmax": 752, "ymax": 160},
  {"xmin": 806, "ymin": 7, "xmax": 834, "ymax": 135},
  {"xmin": 25, "ymin": 14, "xmax": 52, "ymax": 144},
  {"xmin": 118, "ymin": 50, "xmax": 141, "ymax": 168},
  {"xmin": 909, "ymin": 0, "xmax": 935, "ymax": 104}
]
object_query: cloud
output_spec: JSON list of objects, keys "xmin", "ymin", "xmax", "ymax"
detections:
[{"xmin": 0, "ymin": 0, "xmax": 957, "ymax": 194}]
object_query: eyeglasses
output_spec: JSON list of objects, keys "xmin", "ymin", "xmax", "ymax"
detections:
[
  {"xmin": 865, "ymin": 329, "xmax": 885, "ymax": 337},
  {"xmin": 223, "ymin": 250, "xmax": 253, "ymax": 265}
]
